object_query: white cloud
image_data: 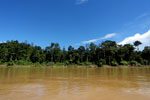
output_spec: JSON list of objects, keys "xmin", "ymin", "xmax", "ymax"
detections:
[
  {"xmin": 82, "ymin": 38, "xmax": 99, "ymax": 44},
  {"xmin": 76, "ymin": 0, "xmax": 88, "ymax": 4},
  {"xmin": 119, "ymin": 30, "xmax": 150, "ymax": 49},
  {"xmin": 82, "ymin": 33, "xmax": 116, "ymax": 44},
  {"xmin": 101, "ymin": 33, "xmax": 116, "ymax": 39}
]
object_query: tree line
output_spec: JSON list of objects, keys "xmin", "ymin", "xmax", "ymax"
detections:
[{"xmin": 0, "ymin": 40, "xmax": 150, "ymax": 66}]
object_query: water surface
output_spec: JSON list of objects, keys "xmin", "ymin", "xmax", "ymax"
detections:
[{"xmin": 0, "ymin": 67, "xmax": 150, "ymax": 100}]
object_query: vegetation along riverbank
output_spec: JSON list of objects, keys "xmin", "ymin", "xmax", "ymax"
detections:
[{"xmin": 0, "ymin": 40, "xmax": 150, "ymax": 67}]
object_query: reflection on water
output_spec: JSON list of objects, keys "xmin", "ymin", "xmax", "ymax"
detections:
[{"xmin": 0, "ymin": 67, "xmax": 150, "ymax": 100}]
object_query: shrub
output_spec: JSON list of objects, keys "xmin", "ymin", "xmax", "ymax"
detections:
[
  {"xmin": 15, "ymin": 60, "xmax": 32, "ymax": 65},
  {"xmin": 46, "ymin": 62, "xmax": 54, "ymax": 66},
  {"xmin": 64, "ymin": 61, "xmax": 69, "ymax": 66},
  {"xmin": 111, "ymin": 61, "xmax": 118, "ymax": 66},
  {"xmin": 7, "ymin": 61, "xmax": 15, "ymax": 66},
  {"xmin": 76, "ymin": 60, "xmax": 80, "ymax": 65},
  {"xmin": 120, "ymin": 61, "xmax": 128, "ymax": 65},
  {"xmin": 129, "ymin": 61, "xmax": 138, "ymax": 66},
  {"xmin": 55, "ymin": 62, "xmax": 65, "ymax": 66},
  {"xmin": 97, "ymin": 62, "xmax": 103, "ymax": 67},
  {"xmin": 78, "ymin": 62, "xmax": 84, "ymax": 65},
  {"xmin": 40, "ymin": 62, "xmax": 47, "ymax": 66},
  {"xmin": 143, "ymin": 60, "xmax": 149, "ymax": 65},
  {"xmin": 135, "ymin": 57, "xmax": 144, "ymax": 65},
  {"xmin": 137, "ymin": 63, "xmax": 141, "ymax": 66},
  {"xmin": 97, "ymin": 59, "xmax": 106, "ymax": 67},
  {"xmin": 33, "ymin": 62, "xmax": 41, "ymax": 67},
  {"xmin": 83, "ymin": 62, "xmax": 93, "ymax": 66},
  {"xmin": 0, "ymin": 60, "xmax": 2, "ymax": 65}
]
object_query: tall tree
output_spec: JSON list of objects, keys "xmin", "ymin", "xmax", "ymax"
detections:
[{"xmin": 134, "ymin": 41, "xmax": 142, "ymax": 51}]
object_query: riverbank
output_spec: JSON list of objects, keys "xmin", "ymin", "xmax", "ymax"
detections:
[
  {"xmin": 0, "ymin": 64, "xmax": 150, "ymax": 68},
  {"xmin": 0, "ymin": 64, "xmax": 97, "ymax": 68}
]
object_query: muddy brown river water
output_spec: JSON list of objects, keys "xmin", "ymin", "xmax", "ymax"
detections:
[{"xmin": 0, "ymin": 67, "xmax": 150, "ymax": 100}]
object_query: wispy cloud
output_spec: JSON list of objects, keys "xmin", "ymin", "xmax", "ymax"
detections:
[
  {"xmin": 82, "ymin": 38, "xmax": 99, "ymax": 44},
  {"xmin": 101, "ymin": 33, "xmax": 116, "ymax": 39},
  {"xmin": 124, "ymin": 13, "xmax": 150, "ymax": 30},
  {"xmin": 76, "ymin": 0, "xmax": 88, "ymax": 5},
  {"xmin": 119, "ymin": 30, "xmax": 150, "ymax": 50},
  {"xmin": 135, "ymin": 13, "xmax": 150, "ymax": 20},
  {"xmin": 82, "ymin": 33, "xmax": 116, "ymax": 44}
]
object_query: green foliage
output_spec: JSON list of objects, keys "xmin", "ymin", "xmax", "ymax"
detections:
[
  {"xmin": 134, "ymin": 41, "xmax": 142, "ymax": 47},
  {"xmin": 137, "ymin": 63, "xmax": 142, "ymax": 66},
  {"xmin": 129, "ymin": 60, "xmax": 142, "ymax": 66},
  {"xmin": 0, "ymin": 40, "xmax": 149, "ymax": 67},
  {"xmin": 7, "ymin": 61, "xmax": 15, "ymax": 66},
  {"xmin": 134, "ymin": 41, "xmax": 142, "ymax": 51},
  {"xmin": 129, "ymin": 61, "xmax": 138, "ymax": 66},
  {"xmin": 97, "ymin": 59, "xmax": 106, "ymax": 67},
  {"xmin": 64, "ymin": 61, "xmax": 70, "ymax": 66},
  {"xmin": 83, "ymin": 62, "xmax": 93, "ymax": 66},
  {"xmin": 120, "ymin": 61, "xmax": 128, "ymax": 65},
  {"xmin": 111, "ymin": 61, "xmax": 118, "ymax": 66},
  {"xmin": 46, "ymin": 62, "xmax": 54, "ymax": 66},
  {"xmin": 15, "ymin": 60, "xmax": 32, "ymax": 65},
  {"xmin": 78, "ymin": 62, "xmax": 85, "ymax": 65},
  {"xmin": 33, "ymin": 62, "xmax": 42, "ymax": 67},
  {"xmin": 143, "ymin": 60, "xmax": 149, "ymax": 65},
  {"xmin": 55, "ymin": 63, "xmax": 65, "ymax": 66},
  {"xmin": 0, "ymin": 60, "xmax": 2, "ymax": 65},
  {"xmin": 97, "ymin": 62, "xmax": 103, "ymax": 67}
]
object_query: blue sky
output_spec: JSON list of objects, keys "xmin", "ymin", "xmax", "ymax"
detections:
[{"xmin": 0, "ymin": 0, "xmax": 150, "ymax": 49}]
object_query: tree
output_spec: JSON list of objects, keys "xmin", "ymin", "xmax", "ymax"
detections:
[
  {"xmin": 85, "ymin": 44, "xmax": 90, "ymax": 62},
  {"xmin": 45, "ymin": 43, "xmax": 61, "ymax": 63},
  {"xmin": 100, "ymin": 40, "xmax": 117, "ymax": 65},
  {"xmin": 30, "ymin": 46, "xmax": 45, "ymax": 63},
  {"xmin": 0, "ymin": 40, "xmax": 149, "ymax": 66},
  {"xmin": 68, "ymin": 45, "xmax": 74, "ymax": 63},
  {"xmin": 78, "ymin": 46, "xmax": 85, "ymax": 62},
  {"xmin": 89, "ymin": 43, "xmax": 97, "ymax": 62},
  {"xmin": 134, "ymin": 41, "xmax": 142, "ymax": 51},
  {"xmin": 123, "ymin": 44, "xmax": 135, "ymax": 61}
]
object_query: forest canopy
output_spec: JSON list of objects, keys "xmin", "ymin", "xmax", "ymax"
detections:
[{"xmin": 0, "ymin": 40, "xmax": 150, "ymax": 67}]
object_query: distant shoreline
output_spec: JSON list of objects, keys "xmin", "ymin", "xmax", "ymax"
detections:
[
  {"xmin": 0, "ymin": 40, "xmax": 150, "ymax": 67},
  {"xmin": 0, "ymin": 65, "xmax": 150, "ymax": 68}
]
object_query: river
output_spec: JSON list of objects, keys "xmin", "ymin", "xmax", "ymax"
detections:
[{"xmin": 0, "ymin": 67, "xmax": 150, "ymax": 100}]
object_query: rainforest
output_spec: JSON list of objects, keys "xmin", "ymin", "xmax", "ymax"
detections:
[{"xmin": 0, "ymin": 40, "xmax": 149, "ymax": 67}]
